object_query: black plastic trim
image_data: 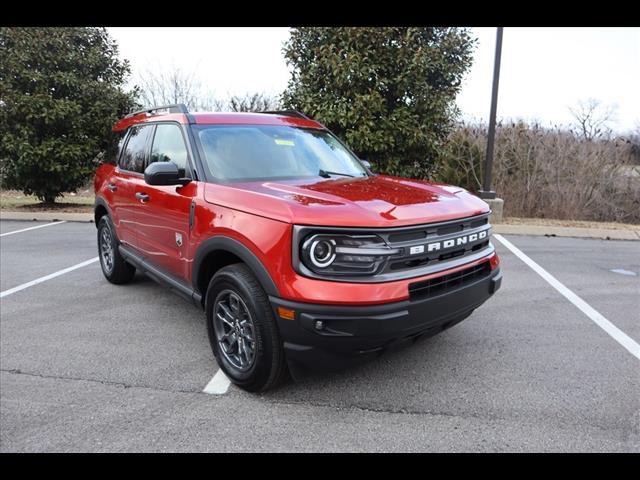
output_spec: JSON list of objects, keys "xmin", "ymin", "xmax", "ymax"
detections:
[
  {"xmin": 93, "ymin": 196, "xmax": 112, "ymax": 228},
  {"xmin": 270, "ymin": 266, "xmax": 502, "ymax": 370},
  {"xmin": 118, "ymin": 244, "xmax": 202, "ymax": 307},
  {"xmin": 189, "ymin": 200, "xmax": 196, "ymax": 230},
  {"xmin": 183, "ymin": 123, "xmax": 208, "ymax": 182},
  {"xmin": 192, "ymin": 236, "xmax": 280, "ymax": 297}
]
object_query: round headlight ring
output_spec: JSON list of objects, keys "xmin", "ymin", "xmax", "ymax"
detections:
[{"xmin": 309, "ymin": 239, "xmax": 336, "ymax": 268}]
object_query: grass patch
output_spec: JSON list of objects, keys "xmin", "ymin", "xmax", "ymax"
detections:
[{"xmin": 0, "ymin": 189, "xmax": 94, "ymax": 213}]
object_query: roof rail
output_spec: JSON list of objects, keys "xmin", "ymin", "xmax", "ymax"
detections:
[
  {"xmin": 125, "ymin": 103, "xmax": 189, "ymax": 118},
  {"xmin": 260, "ymin": 110, "xmax": 310, "ymax": 120}
]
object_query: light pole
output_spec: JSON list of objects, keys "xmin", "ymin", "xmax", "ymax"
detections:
[{"xmin": 479, "ymin": 27, "xmax": 503, "ymax": 200}]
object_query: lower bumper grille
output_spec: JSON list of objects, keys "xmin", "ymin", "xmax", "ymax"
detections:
[{"xmin": 408, "ymin": 261, "xmax": 491, "ymax": 301}]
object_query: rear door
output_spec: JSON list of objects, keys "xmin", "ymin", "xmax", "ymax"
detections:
[
  {"xmin": 110, "ymin": 124, "xmax": 154, "ymax": 249},
  {"xmin": 134, "ymin": 122, "xmax": 196, "ymax": 281}
]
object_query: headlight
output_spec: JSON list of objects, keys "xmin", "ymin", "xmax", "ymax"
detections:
[
  {"xmin": 300, "ymin": 233, "xmax": 400, "ymax": 276},
  {"xmin": 308, "ymin": 238, "xmax": 336, "ymax": 267}
]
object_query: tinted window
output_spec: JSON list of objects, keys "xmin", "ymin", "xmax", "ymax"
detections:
[
  {"xmin": 150, "ymin": 124, "xmax": 189, "ymax": 177},
  {"xmin": 102, "ymin": 131, "xmax": 126, "ymax": 165},
  {"xmin": 119, "ymin": 125, "xmax": 153, "ymax": 173},
  {"xmin": 194, "ymin": 125, "xmax": 367, "ymax": 182}
]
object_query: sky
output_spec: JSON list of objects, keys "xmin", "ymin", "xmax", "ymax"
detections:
[{"xmin": 108, "ymin": 27, "xmax": 640, "ymax": 134}]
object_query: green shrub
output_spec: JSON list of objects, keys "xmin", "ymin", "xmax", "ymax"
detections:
[
  {"xmin": 0, "ymin": 27, "xmax": 138, "ymax": 203},
  {"xmin": 282, "ymin": 27, "xmax": 475, "ymax": 179}
]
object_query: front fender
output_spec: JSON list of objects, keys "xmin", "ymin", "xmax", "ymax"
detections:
[{"xmin": 192, "ymin": 235, "xmax": 281, "ymax": 298}]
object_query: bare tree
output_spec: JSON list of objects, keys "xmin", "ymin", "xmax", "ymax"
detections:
[
  {"xmin": 134, "ymin": 66, "xmax": 282, "ymax": 113},
  {"xmin": 228, "ymin": 93, "xmax": 281, "ymax": 112},
  {"xmin": 135, "ymin": 65, "xmax": 224, "ymax": 111},
  {"xmin": 440, "ymin": 120, "xmax": 640, "ymax": 223},
  {"xmin": 623, "ymin": 121, "xmax": 640, "ymax": 164},
  {"xmin": 569, "ymin": 98, "xmax": 617, "ymax": 141}
]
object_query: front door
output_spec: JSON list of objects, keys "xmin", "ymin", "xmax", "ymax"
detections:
[
  {"xmin": 134, "ymin": 123, "xmax": 196, "ymax": 281},
  {"xmin": 110, "ymin": 124, "xmax": 154, "ymax": 249}
]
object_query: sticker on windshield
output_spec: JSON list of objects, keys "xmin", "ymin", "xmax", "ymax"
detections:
[{"xmin": 274, "ymin": 139, "xmax": 295, "ymax": 147}]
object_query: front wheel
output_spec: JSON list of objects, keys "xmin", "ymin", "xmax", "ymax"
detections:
[
  {"xmin": 205, "ymin": 264, "xmax": 289, "ymax": 392},
  {"xmin": 97, "ymin": 216, "xmax": 135, "ymax": 284}
]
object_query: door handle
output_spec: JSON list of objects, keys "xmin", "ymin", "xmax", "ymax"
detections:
[
  {"xmin": 135, "ymin": 192, "xmax": 150, "ymax": 203},
  {"xmin": 107, "ymin": 183, "xmax": 117, "ymax": 192}
]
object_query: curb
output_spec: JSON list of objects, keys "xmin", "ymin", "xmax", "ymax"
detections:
[
  {"xmin": 492, "ymin": 223, "xmax": 640, "ymax": 241},
  {"xmin": 1, "ymin": 211, "xmax": 638, "ymax": 241},
  {"xmin": 0, "ymin": 211, "xmax": 94, "ymax": 223}
]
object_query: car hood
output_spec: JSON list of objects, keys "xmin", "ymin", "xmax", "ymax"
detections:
[{"xmin": 203, "ymin": 175, "xmax": 490, "ymax": 228}]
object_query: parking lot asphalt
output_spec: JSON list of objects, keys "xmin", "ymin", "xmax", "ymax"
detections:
[{"xmin": 1, "ymin": 220, "xmax": 638, "ymax": 452}]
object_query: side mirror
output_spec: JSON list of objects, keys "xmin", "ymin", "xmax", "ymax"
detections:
[
  {"xmin": 144, "ymin": 162, "xmax": 191, "ymax": 186},
  {"xmin": 360, "ymin": 159, "xmax": 372, "ymax": 171}
]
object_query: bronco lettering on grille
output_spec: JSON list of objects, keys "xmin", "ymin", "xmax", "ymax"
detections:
[{"xmin": 421, "ymin": 230, "xmax": 488, "ymax": 254}]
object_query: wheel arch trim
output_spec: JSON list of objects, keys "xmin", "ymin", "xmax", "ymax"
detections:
[
  {"xmin": 193, "ymin": 236, "xmax": 280, "ymax": 298},
  {"xmin": 94, "ymin": 196, "xmax": 112, "ymax": 227}
]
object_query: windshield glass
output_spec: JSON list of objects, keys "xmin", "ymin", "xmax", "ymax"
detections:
[{"xmin": 194, "ymin": 125, "xmax": 368, "ymax": 182}]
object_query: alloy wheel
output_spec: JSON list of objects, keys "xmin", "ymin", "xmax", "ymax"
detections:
[
  {"xmin": 213, "ymin": 290, "xmax": 256, "ymax": 372},
  {"xmin": 100, "ymin": 224, "xmax": 114, "ymax": 275}
]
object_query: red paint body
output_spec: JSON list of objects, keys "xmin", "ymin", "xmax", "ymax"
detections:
[{"xmin": 96, "ymin": 111, "xmax": 499, "ymax": 306}]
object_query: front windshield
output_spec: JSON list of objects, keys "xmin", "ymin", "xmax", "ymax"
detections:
[{"xmin": 194, "ymin": 125, "xmax": 368, "ymax": 182}]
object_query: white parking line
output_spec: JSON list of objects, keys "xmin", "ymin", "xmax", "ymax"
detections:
[
  {"xmin": 203, "ymin": 369, "xmax": 231, "ymax": 395},
  {"xmin": 0, "ymin": 220, "xmax": 67, "ymax": 237},
  {"xmin": 0, "ymin": 257, "xmax": 99, "ymax": 298},
  {"xmin": 493, "ymin": 234, "xmax": 640, "ymax": 361}
]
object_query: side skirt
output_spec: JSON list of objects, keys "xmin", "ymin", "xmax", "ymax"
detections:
[{"xmin": 119, "ymin": 245, "xmax": 203, "ymax": 308}]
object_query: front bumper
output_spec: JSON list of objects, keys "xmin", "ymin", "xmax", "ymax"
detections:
[{"xmin": 270, "ymin": 264, "xmax": 502, "ymax": 371}]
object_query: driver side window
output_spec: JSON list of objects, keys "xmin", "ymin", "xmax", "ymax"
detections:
[{"xmin": 149, "ymin": 124, "xmax": 190, "ymax": 178}]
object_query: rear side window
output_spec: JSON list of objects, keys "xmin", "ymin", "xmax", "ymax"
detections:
[
  {"xmin": 119, "ymin": 125, "xmax": 153, "ymax": 173},
  {"xmin": 150, "ymin": 124, "xmax": 190, "ymax": 177},
  {"xmin": 102, "ymin": 131, "xmax": 126, "ymax": 165}
]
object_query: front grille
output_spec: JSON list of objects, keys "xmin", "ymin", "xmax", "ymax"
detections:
[
  {"xmin": 470, "ymin": 217, "xmax": 489, "ymax": 229},
  {"xmin": 409, "ymin": 261, "xmax": 491, "ymax": 301},
  {"xmin": 388, "ymin": 231, "xmax": 426, "ymax": 243},
  {"xmin": 379, "ymin": 213, "xmax": 492, "ymax": 275},
  {"xmin": 437, "ymin": 224, "xmax": 464, "ymax": 236}
]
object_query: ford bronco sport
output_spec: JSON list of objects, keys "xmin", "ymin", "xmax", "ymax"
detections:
[{"xmin": 94, "ymin": 104, "xmax": 502, "ymax": 392}]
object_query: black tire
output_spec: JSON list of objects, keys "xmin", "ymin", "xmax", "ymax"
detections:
[
  {"xmin": 205, "ymin": 263, "xmax": 289, "ymax": 392},
  {"xmin": 97, "ymin": 215, "xmax": 135, "ymax": 285}
]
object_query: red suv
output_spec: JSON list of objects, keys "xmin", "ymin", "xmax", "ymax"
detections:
[{"xmin": 94, "ymin": 104, "xmax": 502, "ymax": 392}]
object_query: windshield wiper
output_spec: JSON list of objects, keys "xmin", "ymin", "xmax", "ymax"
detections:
[{"xmin": 318, "ymin": 169, "xmax": 355, "ymax": 178}]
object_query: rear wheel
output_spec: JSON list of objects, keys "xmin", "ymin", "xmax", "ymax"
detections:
[
  {"xmin": 205, "ymin": 263, "xmax": 289, "ymax": 392},
  {"xmin": 97, "ymin": 216, "xmax": 135, "ymax": 284}
]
